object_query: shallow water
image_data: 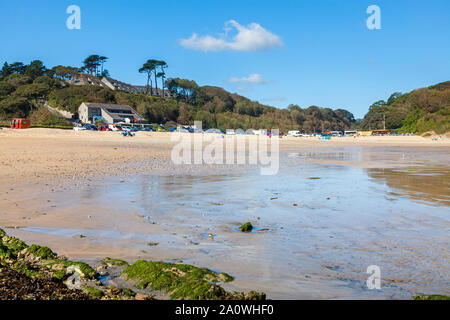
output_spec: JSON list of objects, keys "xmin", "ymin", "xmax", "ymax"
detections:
[{"xmin": 9, "ymin": 146, "xmax": 450, "ymax": 299}]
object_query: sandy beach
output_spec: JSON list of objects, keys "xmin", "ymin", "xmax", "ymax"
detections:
[
  {"xmin": 1, "ymin": 128, "xmax": 449, "ymax": 299},
  {"xmin": 1, "ymin": 128, "xmax": 448, "ymax": 184}
]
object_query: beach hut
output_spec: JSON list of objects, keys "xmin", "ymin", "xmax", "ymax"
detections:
[{"xmin": 10, "ymin": 118, "xmax": 31, "ymax": 129}]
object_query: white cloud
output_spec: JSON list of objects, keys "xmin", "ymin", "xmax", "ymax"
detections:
[
  {"xmin": 235, "ymin": 86, "xmax": 252, "ymax": 92},
  {"xmin": 179, "ymin": 20, "xmax": 284, "ymax": 52},
  {"xmin": 228, "ymin": 74, "xmax": 268, "ymax": 84}
]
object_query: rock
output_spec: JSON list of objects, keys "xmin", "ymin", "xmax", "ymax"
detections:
[
  {"xmin": 135, "ymin": 293, "xmax": 151, "ymax": 300},
  {"xmin": 238, "ymin": 222, "xmax": 253, "ymax": 232}
]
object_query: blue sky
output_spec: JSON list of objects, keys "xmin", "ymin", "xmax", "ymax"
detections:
[{"xmin": 0, "ymin": 0, "xmax": 449, "ymax": 118}]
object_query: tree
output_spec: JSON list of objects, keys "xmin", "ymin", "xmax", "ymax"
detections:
[
  {"xmin": 156, "ymin": 72, "xmax": 165, "ymax": 95},
  {"xmin": 335, "ymin": 109, "xmax": 355, "ymax": 122},
  {"xmin": 177, "ymin": 102, "xmax": 194, "ymax": 124},
  {"xmin": 25, "ymin": 60, "xmax": 46, "ymax": 79},
  {"xmin": 139, "ymin": 61, "xmax": 155, "ymax": 95},
  {"xmin": 387, "ymin": 92, "xmax": 402, "ymax": 105},
  {"xmin": 82, "ymin": 55, "xmax": 101, "ymax": 76},
  {"xmin": 369, "ymin": 100, "xmax": 386, "ymax": 111},
  {"xmin": 101, "ymin": 69, "xmax": 110, "ymax": 77},
  {"xmin": 156, "ymin": 60, "xmax": 168, "ymax": 96},
  {"xmin": 166, "ymin": 78, "xmax": 198, "ymax": 101},
  {"xmin": 0, "ymin": 96, "xmax": 31, "ymax": 118},
  {"xmin": 51, "ymin": 65, "xmax": 78, "ymax": 80},
  {"xmin": 146, "ymin": 60, "xmax": 161, "ymax": 95},
  {"xmin": 0, "ymin": 63, "xmax": 11, "ymax": 80},
  {"xmin": 9, "ymin": 62, "xmax": 26, "ymax": 75},
  {"xmin": 98, "ymin": 56, "xmax": 108, "ymax": 75}
]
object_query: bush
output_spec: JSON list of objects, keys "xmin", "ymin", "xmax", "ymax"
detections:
[{"xmin": 29, "ymin": 108, "xmax": 71, "ymax": 127}]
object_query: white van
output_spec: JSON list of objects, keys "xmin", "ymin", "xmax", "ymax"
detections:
[
  {"xmin": 287, "ymin": 130, "xmax": 301, "ymax": 137},
  {"xmin": 108, "ymin": 124, "xmax": 122, "ymax": 131}
]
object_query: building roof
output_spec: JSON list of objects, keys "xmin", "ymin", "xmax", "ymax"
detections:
[{"xmin": 82, "ymin": 102, "xmax": 132, "ymax": 109}]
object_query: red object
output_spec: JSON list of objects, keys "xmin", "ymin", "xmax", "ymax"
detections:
[{"xmin": 11, "ymin": 118, "xmax": 31, "ymax": 129}]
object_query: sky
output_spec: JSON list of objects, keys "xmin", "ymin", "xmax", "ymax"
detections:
[{"xmin": 0, "ymin": 0, "xmax": 449, "ymax": 118}]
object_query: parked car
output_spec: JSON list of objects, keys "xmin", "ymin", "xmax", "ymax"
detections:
[
  {"xmin": 287, "ymin": 130, "xmax": 301, "ymax": 137},
  {"xmin": 205, "ymin": 128, "xmax": 221, "ymax": 134},
  {"xmin": 73, "ymin": 124, "xmax": 86, "ymax": 131},
  {"xmin": 168, "ymin": 127, "xmax": 176, "ymax": 132},
  {"xmin": 85, "ymin": 124, "xmax": 97, "ymax": 131},
  {"xmin": 97, "ymin": 124, "xmax": 109, "ymax": 131},
  {"xmin": 108, "ymin": 124, "xmax": 122, "ymax": 131}
]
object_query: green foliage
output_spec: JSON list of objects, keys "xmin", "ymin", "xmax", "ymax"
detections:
[
  {"xmin": 24, "ymin": 60, "xmax": 47, "ymax": 79},
  {"xmin": 29, "ymin": 108, "xmax": 71, "ymax": 127},
  {"xmin": 0, "ymin": 57, "xmax": 370, "ymax": 132},
  {"xmin": 0, "ymin": 96, "xmax": 31, "ymax": 119},
  {"xmin": 361, "ymin": 81, "xmax": 450, "ymax": 133},
  {"xmin": 122, "ymin": 260, "xmax": 234, "ymax": 300}
]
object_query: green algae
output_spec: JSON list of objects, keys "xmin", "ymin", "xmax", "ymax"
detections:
[
  {"xmin": 0, "ymin": 228, "xmax": 6, "ymax": 237},
  {"xmin": 414, "ymin": 294, "xmax": 450, "ymax": 300},
  {"xmin": 83, "ymin": 286, "xmax": 105, "ymax": 298},
  {"xmin": 238, "ymin": 222, "xmax": 253, "ymax": 232},
  {"xmin": 27, "ymin": 244, "xmax": 55, "ymax": 259},
  {"xmin": 121, "ymin": 260, "xmax": 234, "ymax": 300},
  {"xmin": 12, "ymin": 260, "xmax": 46, "ymax": 278},
  {"xmin": 102, "ymin": 257, "xmax": 129, "ymax": 267},
  {"xmin": 0, "ymin": 242, "xmax": 16, "ymax": 260},
  {"xmin": 46, "ymin": 260, "xmax": 98, "ymax": 280}
]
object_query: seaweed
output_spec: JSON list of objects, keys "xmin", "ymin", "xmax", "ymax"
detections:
[
  {"xmin": 238, "ymin": 222, "xmax": 253, "ymax": 232},
  {"xmin": 121, "ymin": 260, "xmax": 234, "ymax": 300},
  {"xmin": 27, "ymin": 244, "xmax": 55, "ymax": 259}
]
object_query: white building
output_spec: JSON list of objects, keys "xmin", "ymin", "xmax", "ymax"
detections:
[{"xmin": 78, "ymin": 102, "xmax": 146, "ymax": 124}]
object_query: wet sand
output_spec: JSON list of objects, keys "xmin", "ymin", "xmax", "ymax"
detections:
[{"xmin": 1, "ymin": 128, "xmax": 449, "ymax": 299}]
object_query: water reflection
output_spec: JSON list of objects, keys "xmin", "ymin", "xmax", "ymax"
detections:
[{"xmin": 367, "ymin": 167, "xmax": 450, "ymax": 206}]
